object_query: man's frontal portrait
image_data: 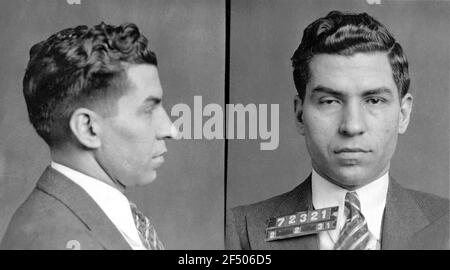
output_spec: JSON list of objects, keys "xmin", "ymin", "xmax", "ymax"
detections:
[{"xmin": 226, "ymin": 9, "xmax": 449, "ymax": 250}]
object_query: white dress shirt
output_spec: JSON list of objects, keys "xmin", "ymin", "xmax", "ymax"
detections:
[
  {"xmin": 51, "ymin": 161, "xmax": 146, "ymax": 250},
  {"xmin": 311, "ymin": 169, "xmax": 389, "ymax": 250}
]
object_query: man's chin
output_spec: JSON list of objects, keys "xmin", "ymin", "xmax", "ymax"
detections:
[
  {"xmin": 326, "ymin": 169, "xmax": 375, "ymax": 190},
  {"xmin": 134, "ymin": 171, "xmax": 157, "ymax": 186}
]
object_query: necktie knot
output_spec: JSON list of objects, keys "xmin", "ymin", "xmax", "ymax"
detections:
[
  {"xmin": 344, "ymin": 191, "xmax": 361, "ymax": 219},
  {"xmin": 130, "ymin": 203, "xmax": 147, "ymax": 231}
]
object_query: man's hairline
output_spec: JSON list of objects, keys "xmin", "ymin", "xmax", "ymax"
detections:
[{"xmin": 85, "ymin": 62, "xmax": 158, "ymax": 116}]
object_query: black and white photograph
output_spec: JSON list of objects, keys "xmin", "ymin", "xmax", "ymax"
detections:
[
  {"xmin": 226, "ymin": 0, "xmax": 449, "ymax": 250},
  {"xmin": 0, "ymin": 0, "xmax": 448, "ymax": 253},
  {"xmin": 0, "ymin": 0, "xmax": 224, "ymax": 250}
]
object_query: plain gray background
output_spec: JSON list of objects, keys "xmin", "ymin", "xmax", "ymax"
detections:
[
  {"xmin": 227, "ymin": 0, "xmax": 450, "ymax": 208},
  {"xmin": 0, "ymin": 0, "xmax": 224, "ymax": 249}
]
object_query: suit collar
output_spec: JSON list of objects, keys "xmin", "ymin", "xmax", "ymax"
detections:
[
  {"xmin": 381, "ymin": 177, "xmax": 429, "ymax": 249},
  {"xmin": 269, "ymin": 174, "xmax": 319, "ymax": 250},
  {"xmin": 36, "ymin": 166, "xmax": 132, "ymax": 250}
]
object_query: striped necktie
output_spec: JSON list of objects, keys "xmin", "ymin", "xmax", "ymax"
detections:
[
  {"xmin": 129, "ymin": 202, "xmax": 165, "ymax": 250},
  {"xmin": 334, "ymin": 192, "xmax": 372, "ymax": 250}
]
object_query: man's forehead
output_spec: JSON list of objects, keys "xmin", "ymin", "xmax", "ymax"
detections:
[
  {"xmin": 125, "ymin": 64, "xmax": 163, "ymax": 98},
  {"xmin": 310, "ymin": 52, "xmax": 392, "ymax": 72},
  {"xmin": 307, "ymin": 52, "xmax": 397, "ymax": 94},
  {"xmin": 126, "ymin": 64, "xmax": 160, "ymax": 83}
]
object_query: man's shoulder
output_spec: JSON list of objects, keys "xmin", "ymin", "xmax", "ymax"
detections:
[
  {"xmin": 229, "ymin": 177, "xmax": 311, "ymax": 224},
  {"xmin": 405, "ymin": 187, "xmax": 449, "ymax": 221},
  {"xmin": 398, "ymin": 187, "xmax": 449, "ymax": 249},
  {"xmin": 225, "ymin": 177, "xmax": 313, "ymax": 250},
  {"xmin": 230, "ymin": 189, "xmax": 295, "ymax": 220},
  {"xmin": 226, "ymin": 187, "xmax": 301, "ymax": 250},
  {"xmin": 0, "ymin": 186, "xmax": 102, "ymax": 250},
  {"xmin": 5, "ymin": 185, "xmax": 88, "ymax": 229}
]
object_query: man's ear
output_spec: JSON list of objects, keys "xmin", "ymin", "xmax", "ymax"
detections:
[
  {"xmin": 69, "ymin": 108, "xmax": 102, "ymax": 149},
  {"xmin": 398, "ymin": 93, "xmax": 413, "ymax": 134},
  {"xmin": 294, "ymin": 95, "xmax": 305, "ymax": 136}
]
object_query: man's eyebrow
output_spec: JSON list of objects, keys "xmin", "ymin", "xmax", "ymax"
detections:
[
  {"xmin": 361, "ymin": 87, "xmax": 394, "ymax": 97},
  {"xmin": 310, "ymin": 86, "xmax": 344, "ymax": 98},
  {"xmin": 311, "ymin": 86, "xmax": 394, "ymax": 97}
]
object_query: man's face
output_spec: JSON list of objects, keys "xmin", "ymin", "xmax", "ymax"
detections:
[
  {"xmin": 295, "ymin": 53, "xmax": 412, "ymax": 189},
  {"xmin": 98, "ymin": 64, "xmax": 175, "ymax": 188}
]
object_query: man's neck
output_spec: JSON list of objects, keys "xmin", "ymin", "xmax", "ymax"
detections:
[
  {"xmin": 50, "ymin": 148, "xmax": 126, "ymax": 193},
  {"xmin": 311, "ymin": 163, "xmax": 390, "ymax": 190}
]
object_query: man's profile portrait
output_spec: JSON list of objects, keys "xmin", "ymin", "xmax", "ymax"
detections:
[
  {"xmin": 0, "ymin": 0, "xmax": 225, "ymax": 250},
  {"xmin": 0, "ymin": 22, "xmax": 179, "ymax": 250},
  {"xmin": 226, "ymin": 10, "xmax": 449, "ymax": 250}
]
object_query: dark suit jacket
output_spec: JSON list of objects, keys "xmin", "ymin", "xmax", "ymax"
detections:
[
  {"xmin": 226, "ymin": 175, "xmax": 450, "ymax": 250},
  {"xmin": 0, "ymin": 167, "xmax": 132, "ymax": 250}
]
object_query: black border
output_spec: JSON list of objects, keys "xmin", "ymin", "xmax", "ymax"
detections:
[{"xmin": 224, "ymin": 0, "xmax": 230, "ymax": 240}]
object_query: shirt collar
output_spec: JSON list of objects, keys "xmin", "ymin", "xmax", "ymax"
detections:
[
  {"xmin": 50, "ymin": 161, "xmax": 144, "ymax": 248},
  {"xmin": 311, "ymin": 169, "xmax": 389, "ymax": 239}
]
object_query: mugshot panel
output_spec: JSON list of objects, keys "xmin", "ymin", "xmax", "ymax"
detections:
[
  {"xmin": 0, "ymin": 0, "xmax": 224, "ymax": 249},
  {"xmin": 227, "ymin": 0, "xmax": 450, "ymax": 209}
]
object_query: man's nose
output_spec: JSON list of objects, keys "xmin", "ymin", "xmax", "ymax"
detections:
[
  {"xmin": 156, "ymin": 107, "xmax": 181, "ymax": 140},
  {"xmin": 338, "ymin": 101, "xmax": 367, "ymax": 137}
]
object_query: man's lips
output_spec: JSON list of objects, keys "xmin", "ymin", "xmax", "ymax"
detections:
[
  {"xmin": 334, "ymin": 148, "xmax": 371, "ymax": 154},
  {"xmin": 153, "ymin": 152, "xmax": 166, "ymax": 158},
  {"xmin": 152, "ymin": 151, "xmax": 166, "ymax": 164},
  {"xmin": 333, "ymin": 148, "xmax": 370, "ymax": 165}
]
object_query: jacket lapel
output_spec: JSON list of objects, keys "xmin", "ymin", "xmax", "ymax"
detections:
[
  {"xmin": 268, "ymin": 175, "xmax": 319, "ymax": 250},
  {"xmin": 381, "ymin": 178, "xmax": 429, "ymax": 249},
  {"xmin": 36, "ymin": 166, "xmax": 132, "ymax": 250}
]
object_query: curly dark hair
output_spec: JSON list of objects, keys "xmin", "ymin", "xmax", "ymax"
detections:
[
  {"xmin": 23, "ymin": 22, "xmax": 157, "ymax": 146},
  {"xmin": 291, "ymin": 11, "xmax": 410, "ymax": 101}
]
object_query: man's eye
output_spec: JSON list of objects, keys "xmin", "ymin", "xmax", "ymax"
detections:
[
  {"xmin": 366, "ymin": 97, "xmax": 386, "ymax": 104},
  {"xmin": 319, "ymin": 98, "xmax": 339, "ymax": 105}
]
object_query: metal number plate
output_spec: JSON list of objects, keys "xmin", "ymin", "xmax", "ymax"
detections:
[{"xmin": 265, "ymin": 206, "xmax": 338, "ymax": 241}]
